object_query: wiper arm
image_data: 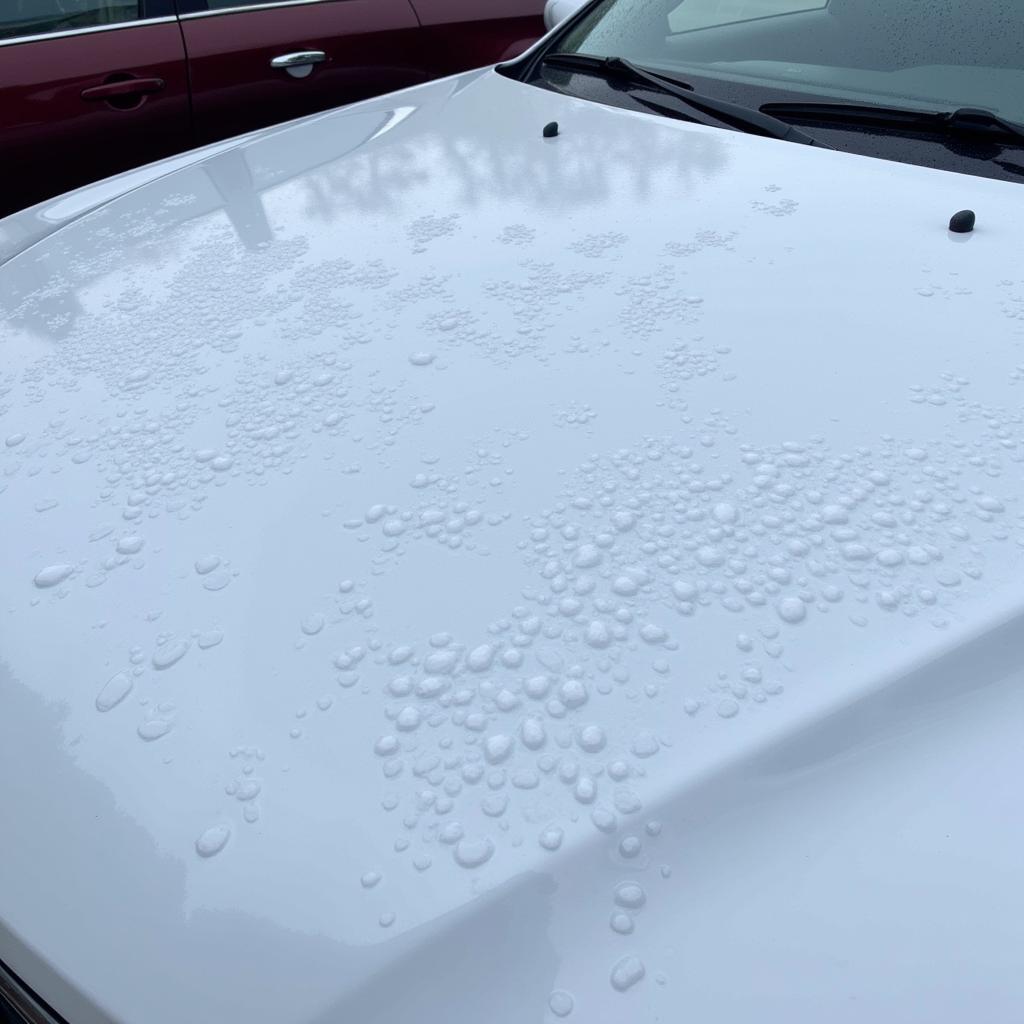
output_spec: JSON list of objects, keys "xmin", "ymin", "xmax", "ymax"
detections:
[
  {"xmin": 761, "ymin": 101, "xmax": 1024, "ymax": 145},
  {"xmin": 540, "ymin": 52, "xmax": 822, "ymax": 146}
]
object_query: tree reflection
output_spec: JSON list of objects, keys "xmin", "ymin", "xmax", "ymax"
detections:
[{"xmin": 3, "ymin": 73, "xmax": 730, "ymax": 342}]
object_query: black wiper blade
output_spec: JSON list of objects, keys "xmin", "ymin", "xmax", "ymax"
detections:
[
  {"xmin": 762, "ymin": 101, "xmax": 1024, "ymax": 145},
  {"xmin": 540, "ymin": 52, "xmax": 822, "ymax": 146}
]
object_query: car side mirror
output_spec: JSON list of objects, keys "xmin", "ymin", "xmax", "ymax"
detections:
[{"xmin": 544, "ymin": 0, "xmax": 587, "ymax": 31}]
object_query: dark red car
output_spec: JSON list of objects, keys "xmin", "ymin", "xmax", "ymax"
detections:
[{"xmin": 0, "ymin": 0, "xmax": 545, "ymax": 217}]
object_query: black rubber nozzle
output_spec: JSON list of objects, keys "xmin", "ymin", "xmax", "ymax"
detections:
[{"xmin": 948, "ymin": 209, "xmax": 976, "ymax": 233}]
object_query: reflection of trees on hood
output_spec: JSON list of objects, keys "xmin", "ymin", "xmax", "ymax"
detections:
[
  {"xmin": 5, "ymin": 74, "xmax": 731, "ymax": 343},
  {"xmin": 313, "ymin": 119, "xmax": 731, "ymax": 216}
]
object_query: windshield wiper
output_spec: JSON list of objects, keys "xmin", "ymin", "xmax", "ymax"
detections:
[
  {"xmin": 761, "ymin": 101, "xmax": 1024, "ymax": 145},
  {"xmin": 540, "ymin": 52, "xmax": 822, "ymax": 146}
]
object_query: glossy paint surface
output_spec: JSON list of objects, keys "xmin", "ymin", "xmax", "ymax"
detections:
[
  {"xmin": 1, "ymin": 69, "xmax": 1024, "ymax": 1024},
  {"xmin": 181, "ymin": 0, "xmax": 423, "ymax": 146},
  {"xmin": 543, "ymin": 0, "xmax": 585, "ymax": 31},
  {"xmin": 0, "ymin": 21, "xmax": 192, "ymax": 219}
]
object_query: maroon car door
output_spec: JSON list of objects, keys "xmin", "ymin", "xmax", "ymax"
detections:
[
  {"xmin": 409, "ymin": 0, "xmax": 546, "ymax": 71},
  {"xmin": 176, "ymin": 0, "xmax": 427, "ymax": 147},
  {"xmin": 0, "ymin": 0, "xmax": 190, "ymax": 217}
]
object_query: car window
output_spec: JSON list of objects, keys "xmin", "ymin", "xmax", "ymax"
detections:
[
  {"xmin": 0, "ymin": 0, "xmax": 140, "ymax": 41},
  {"xmin": 200, "ymin": 0, "xmax": 325, "ymax": 10},
  {"xmin": 667, "ymin": 0, "xmax": 827, "ymax": 34},
  {"xmin": 559, "ymin": 0, "xmax": 1024, "ymax": 124}
]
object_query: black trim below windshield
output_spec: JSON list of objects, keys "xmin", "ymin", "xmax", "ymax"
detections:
[{"xmin": 0, "ymin": 959, "xmax": 68, "ymax": 1024}]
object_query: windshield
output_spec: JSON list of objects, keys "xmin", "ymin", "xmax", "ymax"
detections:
[{"xmin": 556, "ymin": 0, "xmax": 1024, "ymax": 124}]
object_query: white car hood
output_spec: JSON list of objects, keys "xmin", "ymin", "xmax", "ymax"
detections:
[{"xmin": 1, "ymin": 69, "xmax": 1023, "ymax": 1024}]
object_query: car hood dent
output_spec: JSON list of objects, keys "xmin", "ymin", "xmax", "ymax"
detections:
[{"xmin": 2, "ymin": 69, "xmax": 1024, "ymax": 1024}]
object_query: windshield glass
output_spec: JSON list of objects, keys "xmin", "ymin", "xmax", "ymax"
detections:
[{"xmin": 558, "ymin": 0, "xmax": 1024, "ymax": 124}]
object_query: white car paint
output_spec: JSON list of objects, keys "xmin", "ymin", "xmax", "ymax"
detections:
[
  {"xmin": 543, "ymin": 0, "xmax": 586, "ymax": 31},
  {"xmin": 1, "ymin": 66, "xmax": 1023, "ymax": 1024}
]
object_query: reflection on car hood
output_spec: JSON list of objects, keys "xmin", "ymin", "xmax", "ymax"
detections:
[{"xmin": 2, "ymin": 68, "xmax": 1024, "ymax": 1024}]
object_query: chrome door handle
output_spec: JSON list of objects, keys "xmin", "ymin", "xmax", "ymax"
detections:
[{"xmin": 270, "ymin": 51, "xmax": 327, "ymax": 76}]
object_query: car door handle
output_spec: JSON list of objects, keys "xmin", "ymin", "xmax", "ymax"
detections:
[
  {"xmin": 81, "ymin": 77, "xmax": 165, "ymax": 101},
  {"xmin": 270, "ymin": 51, "xmax": 327, "ymax": 70}
]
